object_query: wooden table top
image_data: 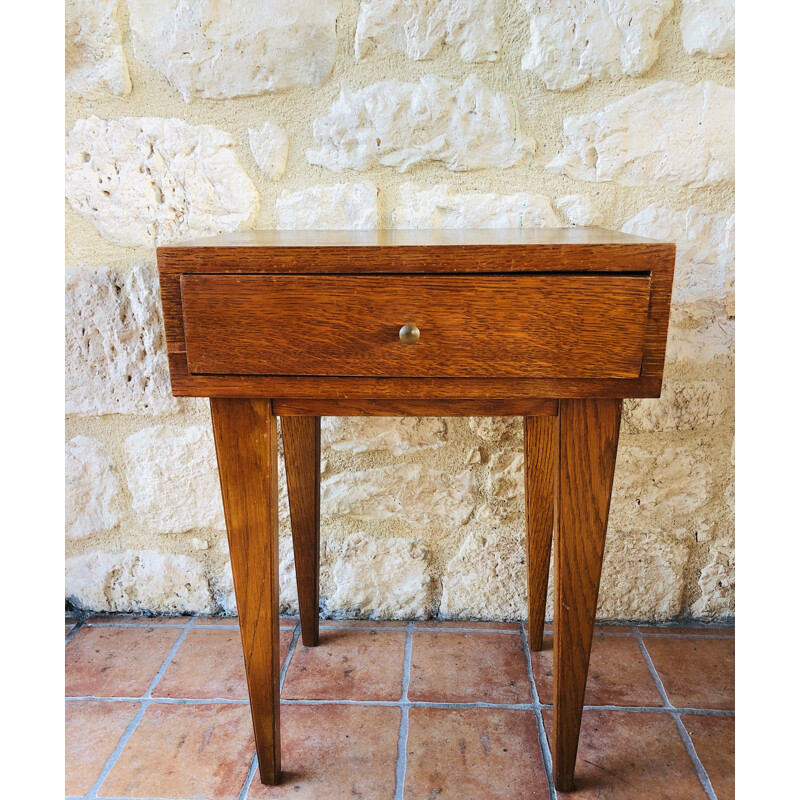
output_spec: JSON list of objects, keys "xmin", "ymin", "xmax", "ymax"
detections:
[{"xmin": 162, "ymin": 227, "xmax": 666, "ymax": 250}]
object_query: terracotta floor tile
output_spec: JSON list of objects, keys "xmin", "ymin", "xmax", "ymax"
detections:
[
  {"xmin": 409, "ymin": 631, "xmax": 531, "ymax": 704},
  {"xmin": 100, "ymin": 703, "xmax": 254, "ymax": 799},
  {"xmin": 249, "ymin": 705, "xmax": 400, "ymax": 799},
  {"xmin": 543, "ymin": 709, "xmax": 707, "ymax": 799},
  {"xmin": 65, "ymin": 700, "xmax": 140, "ymax": 796},
  {"xmin": 416, "ymin": 620, "xmax": 520, "ymax": 630},
  {"xmin": 87, "ymin": 613, "xmax": 188, "ymax": 625},
  {"xmin": 683, "ymin": 714, "xmax": 735, "ymax": 800},
  {"xmin": 639, "ymin": 625, "xmax": 734, "ymax": 637},
  {"xmin": 644, "ymin": 637, "xmax": 734, "ymax": 710},
  {"xmin": 282, "ymin": 629, "xmax": 405, "ymax": 700},
  {"xmin": 192, "ymin": 615, "xmax": 240, "ymax": 626},
  {"xmin": 530, "ymin": 632, "xmax": 662, "ymax": 707},
  {"xmin": 319, "ymin": 618, "xmax": 407, "ymax": 627},
  {"xmin": 154, "ymin": 628, "xmax": 293, "ymax": 699},
  {"xmin": 66, "ymin": 626, "xmax": 181, "ymax": 698},
  {"xmin": 405, "ymin": 707, "xmax": 549, "ymax": 799}
]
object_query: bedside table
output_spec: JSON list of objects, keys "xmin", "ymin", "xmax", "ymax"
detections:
[{"xmin": 157, "ymin": 228, "xmax": 675, "ymax": 792}]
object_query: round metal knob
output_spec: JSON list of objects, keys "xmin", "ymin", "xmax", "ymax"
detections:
[{"xmin": 398, "ymin": 323, "xmax": 420, "ymax": 344}]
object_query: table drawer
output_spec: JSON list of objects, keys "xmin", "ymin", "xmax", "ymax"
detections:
[{"xmin": 180, "ymin": 274, "xmax": 651, "ymax": 379}]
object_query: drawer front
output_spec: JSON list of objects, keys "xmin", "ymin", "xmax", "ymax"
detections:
[{"xmin": 180, "ymin": 274, "xmax": 651, "ymax": 379}]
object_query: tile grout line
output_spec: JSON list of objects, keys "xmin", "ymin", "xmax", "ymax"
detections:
[
  {"xmin": 241, "ymin": 620, "xmax": 303, "ymax": 800},
  {"xmin": 633, "ymin": 626, "xmax": 719, "ymax": 800},
  {"xmin": 63, "ymin": 694, "xmax": 735, "ymax": 716},
  {"xmin": 82, "ymin": 617, "xmax": 196, "ymax": 800},
  {"xmin": 238, "ymin": 751, "xmax": 258, "ymax": 800},
  {"xmin": 65, "ymin": 617, "xmax": 86, "ymax": 644},
  {"xmin": 279, "ymin": 621, "xmax": 302, "ymax": 692},
  {"xmin": 393, "ymin": 621, "xmax": 414, "ymax": 800},
  {"xmin": 82, "ymin": 618, "xmax": 734, "ymax": 639},
  {"xmin": 520, "ymin": 623, "xmax": 558, "ymax": 800}
]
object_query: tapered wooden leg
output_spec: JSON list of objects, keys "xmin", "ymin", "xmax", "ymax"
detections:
[
  {"xmin": 552, "ymin": 398, "xmax": 621, "ymax": 793},
  {"xmin": 281, "ymin": 416, "xmax": 321, "ymax": 648},
  {"xmin": 210, "ymin": 398, "xmax": 281, "ymax": 785},
  {"xmin": 525, "ymin": 415, "xmax": 556, "ymax": 651}
]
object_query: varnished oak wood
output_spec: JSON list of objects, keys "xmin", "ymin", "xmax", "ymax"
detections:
[
  {"xmin": 157, "ymin": 228, "xmax": 675, "ymax": 401},
  {"xmin": 552, "ymin": 398, "xmax": 622, "ymax": 792},
  {"xmin": 209, "ymin": 399, "xmax": 281, "ymax": 784},
  {"xmin": 272, "ymin": 398, "xmax": 558, "ymax": 416},
  {"xmin": 155, "ymin": 229, "xmax": 677, "ymax": 793},
  {"xmin": 163, "ymin": 226, "xmax": 669, "ymax": 249},
  {"xmin": 281, "ymin": 416, "xmax": 321, "ymax": 648},
  {"xmin": 525, "ymin": 415, "xmax": 557, "ymax": 652},
  {"xmin": 167, "ymin": 352, "xmax": 664, "ymax": 401},
  {"xmin": 181, "ymin": 274, "xmax": 650, "ymax": 379}
]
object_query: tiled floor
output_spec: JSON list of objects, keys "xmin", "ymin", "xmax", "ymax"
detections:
[{"xmin": 65, "ymin": 616, "xmax": 734, "ymax": 800}]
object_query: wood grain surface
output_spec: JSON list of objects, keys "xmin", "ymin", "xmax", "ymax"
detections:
[
  {"xmin": 281, "ymin": 416, "xmax": 321, "ymax": 648},
  {"xmin": 156, "ymin": 232, "xmax": 679, "ymax": 793},
  {"xmin": 167, "ymin": 352, "xmax": 664, "ymax": 401},
  {"xmin": 161, "ymin": 227, "xmax": 667, "ymax": 250},
  {"xmin": 209, "ymin": 399, "xmax": 281, "ymax": 784},
  {"xmin": 180, "ymin": 274, "xmax": 651, "ymax": 380},
  {"xmin": 525, "ymin": 414, "xmax": 557, "ymax": 652},
  {"xmin": 272, "ymin": 398, "xmax": 558, "ymax": 416},
  {"xmin": 552, "ymin": 398, "xmax": 622, "ymax": 792},
  {"xmin": 157, "ymin": 229, "xmax": 674, "ymax": 400}
]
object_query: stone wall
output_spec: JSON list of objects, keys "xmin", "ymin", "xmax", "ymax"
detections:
[{"xmin": 65, "ymin": 0, "xmax": 734, "ymax": 621}]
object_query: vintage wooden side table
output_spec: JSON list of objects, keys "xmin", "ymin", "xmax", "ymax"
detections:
[{"xmin": 157, "ymin": 228, "xmax": 675, "ymax": 793}]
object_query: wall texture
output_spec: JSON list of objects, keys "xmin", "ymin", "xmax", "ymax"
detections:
[{"xmin": 65, "ymin": 0, "xmax": 735, "ymax": 621}]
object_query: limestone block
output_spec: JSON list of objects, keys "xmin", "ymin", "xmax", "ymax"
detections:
[
  {"xmin": 612, "ymin": 443, "xmax": 712, "ymax": 524},
  {"xmin": 468, "ymin": 417, "xmax": 519, "ymax": 442},
  {"xmin": 555, "ymin": 194, "xmax": 604, "ymax": 226},
  {"xmin": 322, "ymin": 417, "xmax": 446, "ymax": 456},
  {"xmin": 127, "ymin": 0, "xmax": 339, "ymax": 100},
  {"xmin": 547, "ymin": 82, "xmax": 734, "ymax": 188},
  {"xmin": 66, "ymin": 0, "xmax": 131, "ymax": 99},
  {"xmin": 623, "ymin": 205, "xmax": 734, "ymax": 305},
  {"xmin": 321, "ymin": 464, "xmax": 475, "ymax": 524},
  {"xmin": 597, "ymin": 529, "xmax": 691, "ymax": 619},
  {"xmin": 214, "ymin": 537, "xmax": 298, "ymax": 616},
  {"xmin": 65, "ymin": 116, "xmax": 259, "ymax": 247},
  {"xmin": 65, "ymin": 550, "xmax": 213, "ymax": 613},
  {"xmin": 440, "ymin": 528, "xmax": 526, "ymax": 619},
  {"xmin": 66, "ymin": 436, "xmax": 119, "ymax": 539},
  {"xmin": 124, "ymin": 425, "xmax": 225, "ymax": 534},
  {"xmin": 623, "ymin": 381, "xmax": 727, "ymax": 432},
  {"xmin": 522, "ymin": 0, "xmax": 673, "ymax": 90},
  {"xmin": 355, "ymin": 0, "xmax": 500, "ymax": 63},
  {"xmin": 328, "ymin": 532, "xmax": 432, "ymax": 618},
  {"xmin": 681, "ymin": 0, "xmax": 735, "ymax": 58},
  {"xmin": 65, "ymin": 265, "xmax": 180, "ymax": 416},
  {"xmin": 212, "ymin": 561, "xmax": 237, "ymax": 616},
  {"xmin": 691, "ymin": 536, "xmax": 734, "ymax": 616},
  {"xmin": 393, "ymin": 183, "xmax": 559, "ymax": 229},
  {"xmin": 307, "ymin": 75, "xmax": 535, "ymax": 173},
  {"xmin": 668, "ymin": 301, "xmax": 734, "ymax": 363},
  {"xmin": 248, "ymin": 122, "xmax": 289, "ymax": 181},
  {"xmin": 487, "ymin": 452, "xmax": 524, "ymax": 500},
  {"xmin": 276, "ymin": 182, "xmax": 378, "ymax": 230}
]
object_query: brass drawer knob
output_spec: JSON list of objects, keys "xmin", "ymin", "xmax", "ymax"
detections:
[{"xmin": 399, "ymin": 323, "xmax": 420, "ymax": 344}]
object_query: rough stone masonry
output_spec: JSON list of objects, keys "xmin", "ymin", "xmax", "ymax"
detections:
[{"xmin": 65, "ymin": 0, "xmax": 734, "ymax": 621}]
